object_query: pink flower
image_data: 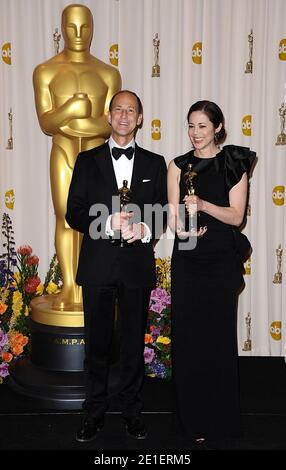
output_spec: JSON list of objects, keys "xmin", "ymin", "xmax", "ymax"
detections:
[
  {"xmin": 17, "ymin": 245, "xmax": 32, "ymax": 256},
  {"xmin": 0, "ymin": 329, "xmax": 9, "ymax": 348},
  {"xmin": 144, "ymin": 347, "xmax": 155, "ymax": 364},
  {"xmin": 150, "ymin": 326, "xmax": 161, "ymax": 337},
  {"xmin": 150, "ymin": 287, "xmax": 171, "ymax": 306},
  {"xmin": 150, "ymin": 301, "xmax": 165, "ymax": 314},
  {"xmin": 26, "ymin": 255, "xmax": 39, "ymax": 266},
  {"xmin": 0, "ymin": 363, "xmax": 9, "ymax": 378},
  {"xmin": 24, "ymin": 276, "xmax": 41, "ymax": 294}
]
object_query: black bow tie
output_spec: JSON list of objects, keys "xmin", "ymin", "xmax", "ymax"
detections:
[{"xmin": 112, "ymin": 146, "xmax": 134, "ymax": 160}]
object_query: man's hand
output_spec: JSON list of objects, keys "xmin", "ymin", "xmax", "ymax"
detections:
[
  {"xmin": 111, "ymin": 212, "xmax": 133, "ymax": 231},
  {"xmin": 121, "ymin": 223, "xmax": 146, "ymax": 243}
]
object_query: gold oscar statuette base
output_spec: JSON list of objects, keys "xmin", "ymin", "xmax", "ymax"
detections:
[
  {"xmin": 273, "ymin": 272, "xmax": 282, "ymax": 284},
  {"xmin": 152, "ymin": 65, "xmax": 160, "ymax": 77},
  {"xmin": 245, "ymin": 61, "xmax": 252, "ymax": 73},
  {"xmin": 242, "ymin": 340, "xmax": 252, "ymax": 351},
  {"xmin": 276, "ymin": 133, "xmax": 286, "ymax": 145},
  {"xmin": 31, "ymin": 294, "xmax": 84, "ymax": 327},
  {"xmin": 6, "ymin": 138, "xmax": 13, "ymax": 150}
]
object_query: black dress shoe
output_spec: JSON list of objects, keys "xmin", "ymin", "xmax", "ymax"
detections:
[
  {"xmin": 124, "ymin": 417, "xmax": 147, "ymax": 440},
  {"xmin": 76, "ymin": 417, "xmax": 104, "ymax": 443}
]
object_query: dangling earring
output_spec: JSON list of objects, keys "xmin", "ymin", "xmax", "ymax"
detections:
[{"xmin": 214, "ymin": 132, "xmax": 219, "ymax": 144}]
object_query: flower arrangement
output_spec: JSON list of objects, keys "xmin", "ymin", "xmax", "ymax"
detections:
[
  {"xmin": 0, "ymin": 213, "xmax": 62, "ymax": 383},
  {"xmin": 144, "ymin": 257, "xmax": 172, "ymax": 379},
  {"xmin": 0, "ymin": 212, "xmax": 172, "ymax": 382}
]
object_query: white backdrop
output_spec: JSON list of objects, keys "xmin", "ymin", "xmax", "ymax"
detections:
[{"xmin": 0, "ymin": 0, "xmax": 285, "ymax": 356}]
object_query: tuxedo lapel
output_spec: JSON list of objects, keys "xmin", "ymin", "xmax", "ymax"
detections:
[
  {"xmin": 93, "ymin": 143, "xmax": 118, "ymax": 195},
  {"xmin": 130, "ymin": 144, "xmax": 146, "ymax": 193}
]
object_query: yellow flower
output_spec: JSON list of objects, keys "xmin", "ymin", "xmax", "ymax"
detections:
[
  {"xmin": 13, "ymin": 271, "xmax": 21, "ymax": 284},
  {"xmin": 0, "ymin": 287, "xmax": 9, "ymax": 303},
  {"xmin": 12, "ymin": 290, "xmax": 23, "ymax": 316},
  {"xmin": 24, "ymin": 305, "xmax": 29, "ymax": 317},
  {"xmin": 156, "ymin": 335, "xmax": 171, "ymax": 345},
  {"xmin": 46, "ymin": 281, "xmax": 60, "ymax": 294},
  {"xmin": 36, "ymin": 283, "xmax": 44, "ymax": 295}
]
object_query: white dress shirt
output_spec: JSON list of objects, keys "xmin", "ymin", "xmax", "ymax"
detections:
[
  {"xmin": 109, "ymin": 136, "xmax": 135, "ymax": 190},
  {"xmin": 105, "ymin": 137, "xmax": 151, "ymax": 243}
]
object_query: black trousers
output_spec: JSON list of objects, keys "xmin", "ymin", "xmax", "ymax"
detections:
[{"xmin": 82, "ymin": 282, "xmax": 151, "ymax": 420}]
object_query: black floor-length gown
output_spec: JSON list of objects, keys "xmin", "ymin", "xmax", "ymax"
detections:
[{"xmin": 171, "ymin": 145, "xmax": 256, "ymax": 440}]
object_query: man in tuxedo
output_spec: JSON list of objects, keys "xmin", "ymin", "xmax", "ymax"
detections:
[{"xmin": 66, "ymin": 90, "xmax": 167, "ymax": 442}]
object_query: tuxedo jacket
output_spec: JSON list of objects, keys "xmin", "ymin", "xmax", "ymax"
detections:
[{"xmin": 66, "ymin": 142, "xmax": 167, "ymax": 288}]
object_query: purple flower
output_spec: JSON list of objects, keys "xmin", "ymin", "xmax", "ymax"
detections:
[
  {"xmin": 150, "ymin": 288, "xmax": 171, "ymax": 305},
  {"xmin": 149, "ymin": 301, "xmax": 165, "ymax": 314},
  {"xmin": 151, "ymin": 327, "xmax": 161, "ymax": 337},
  {"xmin": 0, "ymin": 329, "xmax": 9, "ymax": 348},
  {"xmin": 0, "ymin": 363, "xmax": 9, "ymax": 378},
  {"xmin": 149, "ymin": 359, "xmax": 166, "ymax": 378},
  {"xmin": 144, "ymin": 346, "xmax": 155, "ymax": 364}
]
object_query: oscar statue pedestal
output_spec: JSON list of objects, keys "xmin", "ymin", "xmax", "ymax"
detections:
[{"xmin": 8, "ymin": 295, "xmax": 119, "ymax": 410}]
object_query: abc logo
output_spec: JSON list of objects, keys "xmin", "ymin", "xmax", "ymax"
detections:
[
  {"xmin": 278, "ymin": 38, "xmax": 286, "ymax": 60},
  {"xmin": 151, "ymin": 119, "xmax": 161, "ymax": 140},
  {"xmin": 2, "ymin": 42, "xmax": 11, "ymax": 65},
  {"xmin": 109, "ymin": 44, "xmax": 119, "ymax": 66},
  {"xmin": 242, "ymin": 115, "xmax": 252, "ymax": 136},
  {"xmin": 5, "ymin": 189, "xmax": 15, "ymax": 209},
  {"xmin": 192, "ymin": 42, "xmax": 202, "ymax": 64},
  {"xmin": 272, "ymin": 186, "xmax": 285, "ymax": 206},
  {"xmin": 244, "ymin": 257, "xmax": 251, "ymax": 275},
  {"xmin": 270, "ymin": 321, "xmax": 281, "ymax": 341}
]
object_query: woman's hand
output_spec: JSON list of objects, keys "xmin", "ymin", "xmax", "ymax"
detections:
[
  {"xmin": 183, "ymin": 195, "xmax": 205, "ymax": 215},
  {"xmin": 176, "ymin": 225, "xmax": 207, "ymax": 239}
]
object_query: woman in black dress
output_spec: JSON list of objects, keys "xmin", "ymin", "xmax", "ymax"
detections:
[{"xmin": 168, "ymin": 101, "xmax": 256, "ymax": 447}]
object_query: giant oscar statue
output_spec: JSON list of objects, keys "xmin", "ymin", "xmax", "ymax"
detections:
[
  {"xmin": 9, "ymin": 4, "xmax": 121, "ymax": 408},
  {"xmin": 33, "ymin": 3, "xmax": 121, "ymax": 319}
]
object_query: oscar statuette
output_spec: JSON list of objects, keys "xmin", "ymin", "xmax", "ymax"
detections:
[
  {"xmin": 242, "ymin": 312, "xmax": 252, "ymax": 351},
  {"xmin": 8, "ymin": 4, "xmax": 121, "ymax": 410},
  {"xmin": 183, "ymin": 163, "xmax": 197, "ymax": 231},
  {"xmin": 118, "ymin": 180, "xmax": 132, "ymax": 247},
  {"xmin": 6, "ymin": 108, "xmax": 13, "ymax": 150},
  {"xmin": 245, "ymin": 29, "xmax": 253, "ymax": 74},
  {"xmin": 276, "ymin": 103, "xmax": 286, "ymax": 146},
  {"xmin": 152, "ymin": 33, "xmax": 160, "ymax": 77},
  {"xmin": 273, "ymin": 244, "xmax": 283, "ymax": 284},
  {"xmin": 53, "ymin": 27, "xmax": 61, "ymax": 55}
]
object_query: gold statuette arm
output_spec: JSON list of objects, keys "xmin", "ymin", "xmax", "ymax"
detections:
[
  {"xmin": 33, "ymin": 67, "xmax": 94, "ymax": 136},
  {"xmin": 62, "ymin": 68, "xmax": 122, "ymax": 138},
  {"xmin": 61, "ymin": 67, "xmax": 122, "ymax": 138},
  {"xmin": 61, "ymin": 115, "xmax": 111, "ymax": 138}
]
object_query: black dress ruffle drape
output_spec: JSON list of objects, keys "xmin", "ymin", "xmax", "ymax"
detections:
[{"xmin": 171, "ymin": 145, "xmax": 256, "ymax": 440}]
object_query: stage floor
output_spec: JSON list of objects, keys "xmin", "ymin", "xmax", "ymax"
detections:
[{"xmin": 0, "ymin": 357, "xmax": 286, "ymax": 451}]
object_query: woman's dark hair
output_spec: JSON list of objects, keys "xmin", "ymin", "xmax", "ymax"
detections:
[
  {"xmin": 109, "ymin": 89, "xmax": 143, "ymax": 115},
  {"xmin": 187, "ymin": 100, "xmax": 227, "ymax": 144}
]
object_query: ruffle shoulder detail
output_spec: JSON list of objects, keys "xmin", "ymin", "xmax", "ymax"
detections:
[
  {"xmin": 174, "ymin": 152, "xmax": 192, "ymax": 170},
  {"xmin": 223, "ymin": 145, "xmax": 256, "ymax": 190}
]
